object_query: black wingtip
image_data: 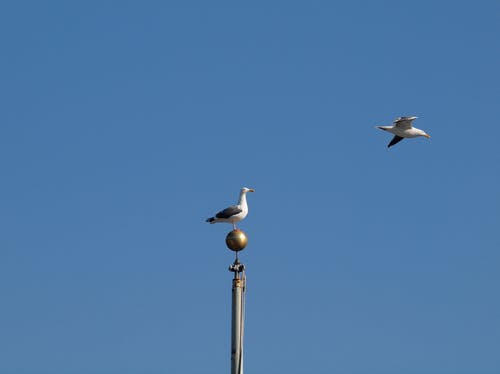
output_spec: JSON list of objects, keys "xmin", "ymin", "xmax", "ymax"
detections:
[
  {"xmin": 206, "ymin": 217, "xmax": 215, "ymax": 223},
  {"xmin": 387, "ymin": 135, "xmax": 404, "ymax": 148}
]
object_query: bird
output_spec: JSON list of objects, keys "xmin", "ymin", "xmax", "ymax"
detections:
[
  {"xmin": 206, "ymin": 187, "xmax": 255, "ymax": 230},
  {"xmin": 376, "ymin": 116, "xmax": 431, "ymax": 148}
]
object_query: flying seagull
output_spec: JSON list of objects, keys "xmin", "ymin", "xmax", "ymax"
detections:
[
  {"xmin": 376, "ymin": 116, "xmax": 431, "ymax": 148},
  {"xmin": 206, "ymin": 187, "xmax": 255, "ymax": 230}
]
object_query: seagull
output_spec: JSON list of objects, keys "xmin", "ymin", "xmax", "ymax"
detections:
[
  {"xmin": 206, "ymin": 187, "xmax": 255, "ymax": 230},
  {"xmin": 376, "ymin": 116, "xmax": 431, "ymax": 148}
]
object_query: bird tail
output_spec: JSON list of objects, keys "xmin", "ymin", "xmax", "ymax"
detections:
[
  {"xmin": 206, "ymin": 217, "xmax": 216, "ymax": 224},
  {"xmin": 376, "ymin": 126, "xmax": 389, "ymax": 131}
]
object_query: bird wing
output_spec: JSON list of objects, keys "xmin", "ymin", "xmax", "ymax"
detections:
[
  {"xmin": 215, "ymin": 205, "xmax": 242, "ymax": 219},
  {"xmin": 393, "ymin": 117, "xmax": 415, "ymax": 130},
  {"xmin": 388, "ymin": 135, "xmax": 404, "ymax": 148}
]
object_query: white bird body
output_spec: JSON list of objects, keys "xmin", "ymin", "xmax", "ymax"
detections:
[
  {"xmin": 377, "ymin": 125, "xmax": 427, "ymax": 138},
  {"xmin": 376, "ymin": 116, "xmax": 430, "ymax": 148},
  {"xmin": 206, "ymin": 187, "xmax": 255, "ymax": 229}
]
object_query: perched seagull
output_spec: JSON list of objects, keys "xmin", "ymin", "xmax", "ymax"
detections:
[
  {"xmin": 206, "ymin": 187, "xmax": 255, "ymax": 230},
  {"xmin": 376, "ymin": 116, "xmax": 431, "ymax": 148}
]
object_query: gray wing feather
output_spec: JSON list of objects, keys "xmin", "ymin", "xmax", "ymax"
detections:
[
  {"xmin": 215, "ymin": 205, "xmax": 242, "ymax": 219},
  {"xmin": 393, "ymin": 117, "xmax": 414, "ymax": 130}
]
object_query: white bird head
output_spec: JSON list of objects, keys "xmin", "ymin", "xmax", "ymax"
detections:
[
  {"xmin": 416, "ymin": 128, "xmax": 431, "ymax": 139},
  {"xmin": 241, "ymin": 187, "xmax": 255, "ymax": 193}
]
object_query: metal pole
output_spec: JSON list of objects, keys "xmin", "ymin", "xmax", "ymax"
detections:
[{"xmin": 229, "ymin": 259, "xmax": 245, "ymax": 374}]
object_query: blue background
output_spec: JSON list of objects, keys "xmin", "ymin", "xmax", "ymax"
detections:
[{"xmin": 1, "ymin": 1, "xmax": 499, "ymax": 373}]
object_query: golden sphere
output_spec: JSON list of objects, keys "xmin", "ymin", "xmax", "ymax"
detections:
[{"xmin": 225, "ymin": 229, "xmax": 248, "ymax": 252}]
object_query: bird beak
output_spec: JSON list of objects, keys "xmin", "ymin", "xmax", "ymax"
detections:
[
  {"xmin": 248, "ymin": 188, "xmax": 255, "ymax": 192},
  {"xmin": 424, "ymin": 134, "xmax": 431, "ymax": 139}
]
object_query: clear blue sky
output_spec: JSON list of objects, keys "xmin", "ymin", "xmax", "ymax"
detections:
[{"xmin": 1, "ymin": 1, "xmax": 499, "ymax": 373}]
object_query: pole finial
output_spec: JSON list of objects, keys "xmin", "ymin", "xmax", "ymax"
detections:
[{"xmin": 225, "ymin": 229, "xmax": 248, "ymax": 252}]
